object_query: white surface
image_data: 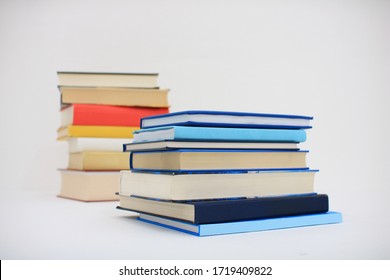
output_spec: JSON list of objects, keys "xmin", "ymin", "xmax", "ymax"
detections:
[
  {"xmin": 0, "ymin": 0, "xmax": 389, "ymax": 259},
  {"xmin": 0, "ymin": 188, "xmax": 389, "ymax": 259}
]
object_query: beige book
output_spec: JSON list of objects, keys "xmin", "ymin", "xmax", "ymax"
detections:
[
  {"xmin": 59, "ymin": 86, "xmax": 169, "ymax": 108},
  {"xmin": 120, "ymin": 170, "xmax": 316, "ymax": 201},
  {"xmin": 58, "ymin": 170, "xmax": 120, "ymax": 201},
  {"xmin": 68, "ymin": 151, "xmax": 130, "ymax": 170}
]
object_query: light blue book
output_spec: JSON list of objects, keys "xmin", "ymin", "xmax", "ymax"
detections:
[
  {"xmin": 132, "ymin": 126, "xmax": 307, "ymax": 143},
  {"xmin": 137, "ymin": 212, "xmax": 342, "ymax": 237}
]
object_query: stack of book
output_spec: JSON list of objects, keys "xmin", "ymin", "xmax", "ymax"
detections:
[
  {"xmin": 117, "ymin": 110, "xmax": 342, "ymax": 236},
  {"xmin": 56, "ymin": 72, "xmax": 170, "ymax": 201}
]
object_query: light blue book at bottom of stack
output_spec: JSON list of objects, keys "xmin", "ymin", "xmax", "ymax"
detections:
[{"xmin": 138, "ymin": 212, "xmax": 343, "ymax": 237}]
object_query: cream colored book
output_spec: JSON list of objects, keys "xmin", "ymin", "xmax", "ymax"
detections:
[
  {"xmin": 68, "ymin": 137, "xmax": 132, "ymax": 153},
  {"xmin": 57, "ymin": 72, "xmax": 159, "ymax": 88},
  {"xmin": 120, "ymin": 170, "xmax": 317, "ymax": 201},
  {"xmin": 58, "ymin": 170, "xmax": 120, "ymax": 201}
]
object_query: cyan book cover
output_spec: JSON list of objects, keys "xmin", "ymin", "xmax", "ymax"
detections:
[{"xmin": 132, "ymin": 126, "xmax": 307, "ymax": 143}]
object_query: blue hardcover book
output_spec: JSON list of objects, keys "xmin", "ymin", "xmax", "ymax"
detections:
[
  {"xmin": 137, "ymin": 211, "xmax": 343, "ymax": 236},
  {"xmin": 132, "ymin": 126, "xmax": 307, "ymax": 143},
  {"xmin": 117, "ymin": 193, "xmax": 329, "ymax": 224},
  {"xmin": 130, "ymin": 149, "xmax": 309, "ymax": 172},
  {"xmin": 122, "ymin": 140, "xmax": 299, "ymax": 152},
  {"xmin": 140, "ymin": 110, "xmax": 313, "ymax": 129}
]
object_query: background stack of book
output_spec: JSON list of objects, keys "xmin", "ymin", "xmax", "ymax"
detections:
[
  {"xmin": 56, "ymin": 72, "xmax": 170, "ymax": 201},
  {"xmin": 117, "ymin": 110, "xmax": 342, "ymax": 236}
]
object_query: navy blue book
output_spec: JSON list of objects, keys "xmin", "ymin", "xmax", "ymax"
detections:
[
  {"xmin": 140, "ymin": 110, "xmax": 313, "ymax": 129},
  {"xmin": 130, "ymin": 149, "xmax": 308, "ymax": 172},
  {"xmin": 117, "ymin": 193, "xmax": 329, "ymax": 224}
]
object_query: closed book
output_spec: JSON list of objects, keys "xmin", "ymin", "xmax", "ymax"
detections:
[
  {"xmin": 117, "ymin": 194, "xmax": 329, "ymax": 224},
  {"xmin": 140, "ymin": 110, "xmax": 312, "ymax": 129},
  {"xmin": 130, "ymin": 149, "xmax": 308, "ymax": 172},
  {"xmin": 61, "ymin": 104, "xmax": 169, "ymax": 127},
  {"xmin": 58, "ymin": 170, "xmax": 120, "ymax": 202},
  {"xmin": 120, "ymin": 170, "xmax": 317, "ymax": 201},
  {"xmin": 59, "ymin": 86, "xmax": 169, "ymax": 108},
  {"xmin": 123, "ymin": 140, "xmax": 299, "ymax": 152},
  {"xmin": 57, "ymin": 125, "xmax": 138, "ymax": 140},
  {"xmin": 68, "ymin": 137, "xmax": 132, "ymax": 153},
  {"xmin": 132, "ymin": 126, "xmax": 306, "ymax": 143},
  {"xmin": 137, "ymin": 212, "xmax": 343, "ymax": 236},
  {"xmin": 68, "ymin": 151, "xmax": 130, "ymax": 171},
  {"xmin": 57, "ymin": 72, "xmax": 159, "ymax": 88}
]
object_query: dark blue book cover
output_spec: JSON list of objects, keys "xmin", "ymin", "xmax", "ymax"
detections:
[
  {"xmin": 118, "ymin": 193, "xmax": 329, "ymax": 224},
  {"xmin": 140, "ymin": 110, "xmax": 313, "ymax": 129}
]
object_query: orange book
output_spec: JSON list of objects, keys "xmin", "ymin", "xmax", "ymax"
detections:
[{"xmin": 61, "ymin": 104, "xmax": 169, "ymax": 127}]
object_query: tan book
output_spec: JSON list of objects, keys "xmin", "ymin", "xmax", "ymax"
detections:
[
  {"xmin": 131, "ymin": 150, "xmax": 307, "ymax": 172},
  {"xmin": 59, "ymin": 86, "xmax": 169, "ymax": 108},
  {"xmin": 68, "ymin": 151, "xmax": 130, "ymax": 171},
  {"xmin": 58, "ymin": 170, "xmax": 120, "ymax": 201}
]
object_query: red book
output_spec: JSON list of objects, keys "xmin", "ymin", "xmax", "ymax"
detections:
[{"xmin": 61, "ymin": 104, "xmax": 169, "ymax": 127}]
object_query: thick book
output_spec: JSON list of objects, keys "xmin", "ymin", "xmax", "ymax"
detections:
[
  {"xmin": 137, "ymin": 212, "xmax": 343, "ymax": 236},
  {"xmin": 58, "ymin": 169, "xmax": 120, "ymax": 202},
  {"xmin": 120, "ymin": 169, "xmax": 317, "ymax": 200},
  {"xmin": 117, "ymin": 194, "xmax": 329, "ymax": 224},
  {"xmin": 57, "ymin": 125, "xmax": 138, "ymax": 140},
  {"xmin": 132, "ymin": 126, "xmax": 306, "ymax": 143},
  {"xmin": 130, "ymin": 149, "xmax": 308, "ymax": 172},
  {"xmin": 68, "ymin": 137, "xmax": 132, "ymax": 153},
  {"xmin": 68, "ymin": 151, "xmax": 130, "ymax": 171},
  {"xmin": 59, "ymin": 86, "xmax": 169, "ymax": 108},
  {"xmin": 57, "ymin": 72, "xmax": 159, "ymax": 88},
  {"xmin": 61, "ymin": 104, "xmax": 169, "ymax": 127},
  {"xmin": 140, "ymin": 110, "xmax": 312, "ymax": 129},
  {"xmin": 123, "ymin": 140, "xmax": 299, "ymax": 152}
]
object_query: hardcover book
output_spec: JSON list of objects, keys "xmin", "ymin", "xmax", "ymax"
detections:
[
  {"xmin": 59, "ymin": 86, "xmax": 169, "ymax": 108},
  {"xmin": 57, "ymin": 125, "xmax": 139, "ymax": 140},
  {"xmin": 130, "ymin": 149, "xmax": 308, "ymax": 172},
  {"xmin": 119, "ymin": 169, "xmax": 317, "ymax": 200},
  {"xmin": 117, "ymin": 194, "xmax": 329, "ymax": 224},
  {"xmin": 57, "ymin": 72, "xmax": 159, "ymax": 88},
  {"xmin": 140, "ymin": 110, "xmax": 312, "ymax": 129},
  {"xmin": 58, "ymin": 169, "xmax": 120, "ymax": 201},
  {"xmin": 132, "ymin": 126, "xmax": 306, "ymax": 143},
  {"xmin": 137, "ymin": 212, "xmax": 343, "ymax": 236},
  {"xmin": 61, "ymin": 104, "xmax": 169, "ymax": 127},
  {"xmin": 68, "ymin": 137, "xmax": 132, "ymax": 153},
  {"xmin": 68, "ymin": 151, "xmax": 130, "ymax": 171},
  {"xmin": 123, "ymin": 140, "xmax": 299, "ymax": 152}
]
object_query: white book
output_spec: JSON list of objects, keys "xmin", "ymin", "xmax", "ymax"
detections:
[
  {"xmin": 68, "ymin": 137, "xmax": 132, "ymax": 153},
  {"xmin": 123, "ymin": 140, "xmax": 298, "ymax": 152},
  {"xmin": 120, "ymin": 169, "xmax": 317, "ymax": 201}
]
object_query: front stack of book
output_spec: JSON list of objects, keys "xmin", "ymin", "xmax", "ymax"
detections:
[
  {"xmin": 117, "ymin": 110, "xmax": 342, "ymax": 236},
  {"xmin": 56, "ymin": 72, "xmax": 170, "ymax": 201}
]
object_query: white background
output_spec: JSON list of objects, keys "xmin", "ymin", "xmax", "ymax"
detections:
[{"xmin": 0, "ymin": 0, "xmax": 389, "ymax": 259}]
